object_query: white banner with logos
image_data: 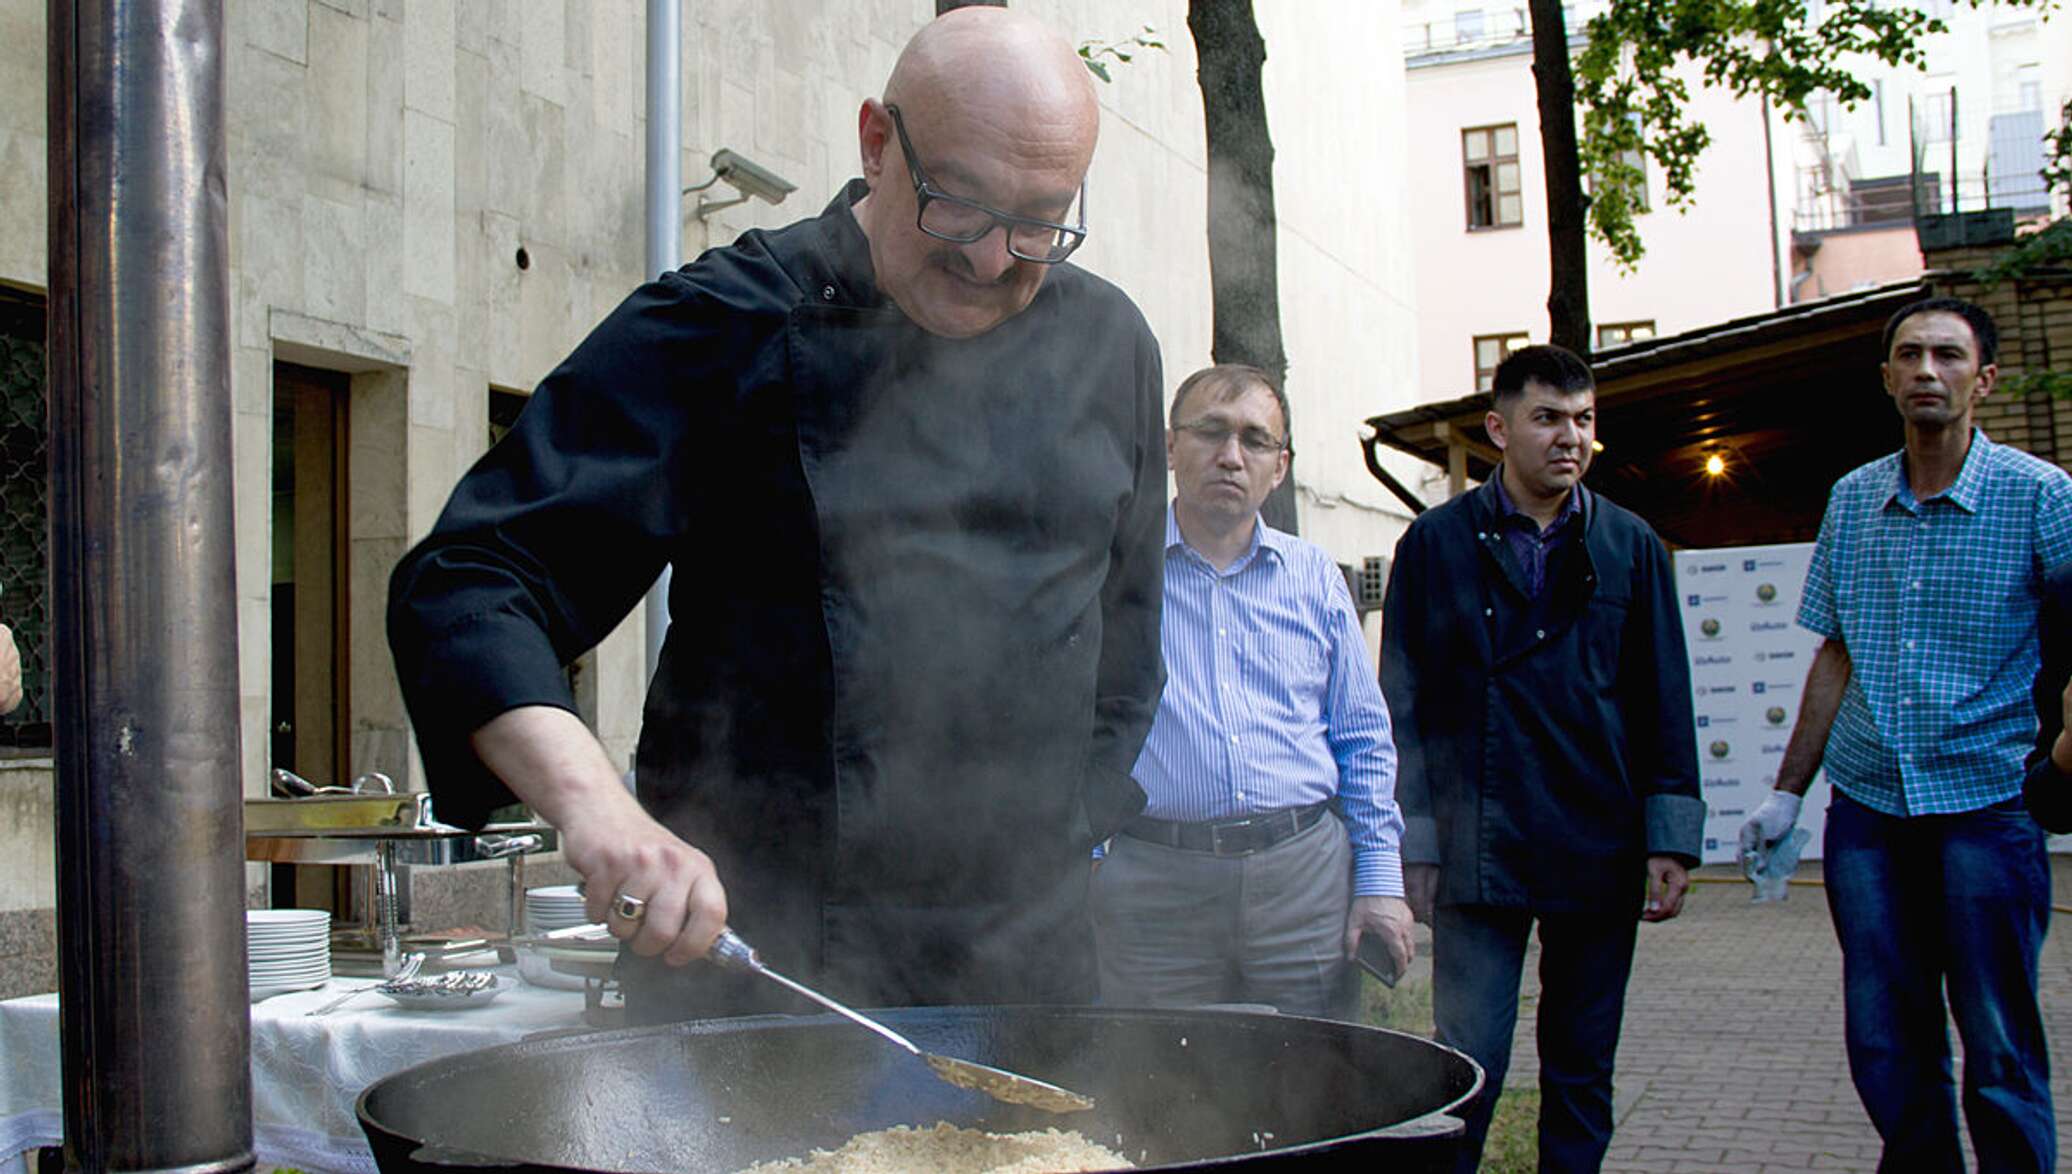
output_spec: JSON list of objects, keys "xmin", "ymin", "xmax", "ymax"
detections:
[{"xmin": 1674, "ymin": 542, "xmax": 1832, "ymax": 865}]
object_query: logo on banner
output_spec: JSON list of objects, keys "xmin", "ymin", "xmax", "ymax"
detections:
[
  {"xmin": 1765, "ymin": 706, "xmax": 1788, "ymax": 726},
  {"xmin": 1756, "ymin": 583, "xmax": 1778, "ymax": 603},
  {"xmin": 1699, "ymin": 618, "xmax": 1722, "ymax": 638},
  {"xmin": 1695, "ymin": 654, "xmax": 1732, "ymax": 667},
  {"xmin": 1708, "ymin": 740, "xmax": 1731, "ymax": 760},
  {"xmin": 1751, "ymin": 620, "xmax": 1788, "ymax": 633}
]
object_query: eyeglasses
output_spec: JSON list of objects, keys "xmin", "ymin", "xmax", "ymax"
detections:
[
  {"xmin": 1174, "ymin": 418, "xmax": 1287, "ymax": 457},
  {"xmin": 884, "ymin": 104, "xmax": 1088, "ymax": 265}
]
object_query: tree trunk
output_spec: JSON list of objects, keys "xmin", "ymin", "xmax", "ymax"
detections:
[
  {"xmin": 1530, "ymin": 0, "xmax": 1590, "ymax": 355},
  {"xmin": 1189, "ymin": 0, "xmax": 1297, "ymax": 534}
]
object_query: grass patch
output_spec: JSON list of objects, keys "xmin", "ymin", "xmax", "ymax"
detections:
[
  {"xmin": 1478, "ymin": 1088, "xmax": 1542, "ymax": 1173},
  {"xmin": 1358, "ymin": 973, "xmax": 1538, "ymax": 1172},
  {"xmin": 1357, "ymin": 971, "xmax": 1434, "ymax": 1036}
]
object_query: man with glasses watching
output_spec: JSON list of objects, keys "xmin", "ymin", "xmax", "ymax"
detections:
[
  {"xmin": 1090, "ymin": 364, "xmax": 1413, "ymax": 1019},
  {"xmin": 389, "ymin": 8, "xmax": 1166, "ymax": 1020}
]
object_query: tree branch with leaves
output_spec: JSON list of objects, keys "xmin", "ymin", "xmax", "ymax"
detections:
[{"xmin": 1571, "ymin": 0, "xmax": 1957, "ymax": 271}]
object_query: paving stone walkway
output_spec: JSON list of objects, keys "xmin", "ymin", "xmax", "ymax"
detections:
[{"xmin": 1485, "ymin": 860, "xmax": 2072, "ymax": 1172}]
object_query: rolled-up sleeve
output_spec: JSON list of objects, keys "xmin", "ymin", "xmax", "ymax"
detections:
[{"xmin": 1630, "ymin": 529, "xmax": 1704, "ymax": 865}]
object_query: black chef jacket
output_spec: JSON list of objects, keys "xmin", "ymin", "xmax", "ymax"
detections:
[{"xmin": 388, "ymin": 181, "xmax": 1166, "ymax": 1017}]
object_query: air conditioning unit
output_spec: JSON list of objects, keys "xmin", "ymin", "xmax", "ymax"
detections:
[{"xmin": 1339, "ymin": 557, "xmax": 1391, "ymax": 615}]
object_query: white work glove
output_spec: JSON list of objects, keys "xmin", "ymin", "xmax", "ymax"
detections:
[{"xmin": 1736, "ymin": 790, "xmax": 1803, "ymax": 863}]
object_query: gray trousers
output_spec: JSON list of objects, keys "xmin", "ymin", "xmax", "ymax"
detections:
[{"xmin": 1089, "ymin": 811, "xmax": 1358, "ymax": 1020}]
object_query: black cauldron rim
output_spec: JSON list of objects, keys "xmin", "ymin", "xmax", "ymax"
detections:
[{"xmin": 355, "ymin": 1003, "xmax": 1485, "ymax": 1173}]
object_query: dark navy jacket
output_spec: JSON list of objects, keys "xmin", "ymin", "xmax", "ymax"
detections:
[
  {"xmin": 388, "ymin": 182, "xmax": 1165, "ymax": 1014},
  {"xmin": 2022, "ymin": 562, "xmax": 2072, "ymax": 831},
  {"xmin": 1379, "ymin": 476, "xmax": 1704, "ymax": 913}
]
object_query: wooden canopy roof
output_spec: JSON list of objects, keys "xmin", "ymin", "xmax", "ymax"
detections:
[{"xmin": 1364, "ymin": 279, "xmax": 1929, "ymax": 548}]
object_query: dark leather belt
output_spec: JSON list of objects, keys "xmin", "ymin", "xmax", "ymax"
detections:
[{"xmin": 1121, "ymin": 802, "xmax": 1331, "ymax": 857}]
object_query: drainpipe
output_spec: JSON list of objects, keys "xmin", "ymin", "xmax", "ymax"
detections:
[
  {"xmin": 642, "ymin": 0, "xmax": 680, "ymax": 687},
  {"xmin": 47, "ymin": 1, "xmax": 253, "ymax": 1170},
  {"xmin": 1762, "ymin": 94, "xmax": 1783, "ymax": 309}
]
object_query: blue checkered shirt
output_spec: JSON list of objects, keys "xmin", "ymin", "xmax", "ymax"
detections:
[{"xmin": 1799, "ymin": 430, "xmax": 2072, "ymax": 815}]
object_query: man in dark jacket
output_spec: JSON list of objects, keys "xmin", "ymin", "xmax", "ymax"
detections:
[
  {"xmin": 387, "ymin": 8, "xmax": 1165, "ymax": 1020},
  {"xmin": 1379, "ymin": 345, "xmax": 1704, "ymax": 1173}
]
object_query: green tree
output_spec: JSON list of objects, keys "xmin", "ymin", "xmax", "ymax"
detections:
[
  {"xmin": 1573, "ymin": 0, "xmax": 1963, "ymax": 267},
  {"xmin": 1535, "ymin": 0, "xmax": 2050, "ymax": 353}
]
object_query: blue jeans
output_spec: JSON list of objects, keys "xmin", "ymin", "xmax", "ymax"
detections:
[
  {"xmin": 1824, "ymin": 791, "xmax": 2054, "ymax": 1173},
  {"xmin": 1433, "ymin": 904, "xmax": 1637, "ymax": 1174}
]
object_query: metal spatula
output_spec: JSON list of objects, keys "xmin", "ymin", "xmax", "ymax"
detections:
[{"xmin": 707, "ymin": 928, "xmax": 1094, "ymax": 1114}]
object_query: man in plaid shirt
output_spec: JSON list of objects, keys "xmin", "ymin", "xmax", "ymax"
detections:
[{"xmin": 1740, "ymin": 297, "xmax": 2072, "ymax": 1173}]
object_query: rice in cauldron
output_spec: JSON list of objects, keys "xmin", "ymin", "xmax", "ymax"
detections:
[{"xmin": 739, "ymin": 1121, "xmax": 1134, "ymax": 1172}]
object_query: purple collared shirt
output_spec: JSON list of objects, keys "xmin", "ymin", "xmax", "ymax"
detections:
[{"xmin": 1491, "ymin": 472, "xmax": 1581, "ymax": 597}]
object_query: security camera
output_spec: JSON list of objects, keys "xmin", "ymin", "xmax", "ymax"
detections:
[
  {"xmin": 690, "ymin": 149, "xmax": 797, "ymax": 220},
  {"xmin": 710, "ymin": 150, "xmax": 797, "ymax": 205}
]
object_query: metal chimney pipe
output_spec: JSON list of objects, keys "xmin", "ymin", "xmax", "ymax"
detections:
[
  {"xmin": 46, "ymin": 1, "xmax": 253, "ymax": 1170},
  {"xmin": 641, "ymin": 0, "xmax": 681, "ymax": 685}
]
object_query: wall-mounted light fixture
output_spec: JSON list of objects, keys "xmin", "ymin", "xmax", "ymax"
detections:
[{"xmin": 687, "ymin": 149, "xmax": 798, "ymax": 220}]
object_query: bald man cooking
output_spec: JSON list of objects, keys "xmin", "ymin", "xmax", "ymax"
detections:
[{"xmin": 389, "ymin": 9, "xmax": 1164, "ymax": 1021}]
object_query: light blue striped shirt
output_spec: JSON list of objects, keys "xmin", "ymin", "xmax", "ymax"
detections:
[
  {"xmin": 1800, "ymin": 430, "xmax": 2072, "ymax": 815},
  {"xmin": 1131, "ymin": 505, "xmax": 1404, "ymax": 897}
]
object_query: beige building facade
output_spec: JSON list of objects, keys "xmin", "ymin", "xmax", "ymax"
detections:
[
  {"xmin": 1401, "ymin": 0, "xmax": 1787, "ymax": 403},
  {"xmin": 0, "ymin": 1, "xmax": 1426, "ymax": 993},
  {"xmin": 1400, "ymin": 0, "xmax": 2071, "ymax": 401}
]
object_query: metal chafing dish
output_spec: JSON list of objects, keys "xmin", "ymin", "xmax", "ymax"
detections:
[{"xmin": 245, "ymin": 776, "xmax": 558, "ymax": 976}]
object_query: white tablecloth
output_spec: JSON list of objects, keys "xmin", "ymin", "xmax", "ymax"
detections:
[{"xmin": 0, "ymin": 967, "xmax": 590, "ymax": 1174}]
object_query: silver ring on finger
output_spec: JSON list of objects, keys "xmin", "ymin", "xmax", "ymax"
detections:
[{"xmin": 611, "ymin": 891, "xmax": 649, "ymax": 923}]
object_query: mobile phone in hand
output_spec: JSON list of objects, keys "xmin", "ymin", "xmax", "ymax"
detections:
[{"xmin": 1355, "ymin": 933, "xmax": 1402, "ymax": 988}]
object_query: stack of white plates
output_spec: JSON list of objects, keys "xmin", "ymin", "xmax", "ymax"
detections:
[
  {"xmin": 247, "ymin": 909, "xmax": 331, "ymax": 1001},
  {"xmin": 519, "ymin": 885, "xmax": 594, "ymax": 991},
  {"xmin": 524, "ymin": 885, "xmax": 589, "ymax": 935}
]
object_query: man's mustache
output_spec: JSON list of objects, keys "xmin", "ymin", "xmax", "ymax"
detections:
[{"xmin": 932, "ymin": 250, "xmax": 1014, "ymax": 287}]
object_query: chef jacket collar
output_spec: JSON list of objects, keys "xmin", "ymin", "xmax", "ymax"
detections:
[{"xmin": 794, "ymin": 178, "xmax": 885, "ymax": 311}]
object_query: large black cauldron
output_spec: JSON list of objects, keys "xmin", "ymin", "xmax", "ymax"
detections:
[{"xmin": 357, "ymin": 1005, "xmax": 1481, "ymax": 1172}]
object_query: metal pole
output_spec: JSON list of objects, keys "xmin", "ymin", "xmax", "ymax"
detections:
[
  {"xmin": 1761, "ymin": 94, "xmax": 1782, "ymax": 308},
  {"xmin": 1949, "ymin": 86, "xmax": 1959, "ymax": 216},
  {"xmin": 641, "ymin": 0, "xmax": 681, "ymax": 686},
  {"xmin": 47, "ymin": 1, "xmax": 253, "ymax": 1170}
]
